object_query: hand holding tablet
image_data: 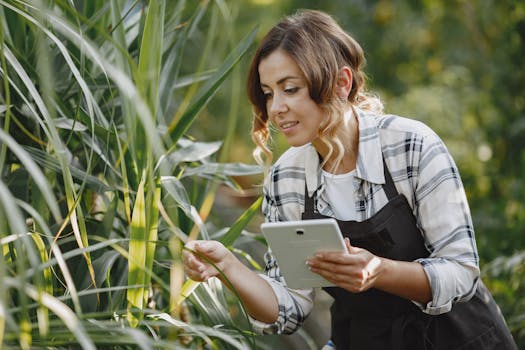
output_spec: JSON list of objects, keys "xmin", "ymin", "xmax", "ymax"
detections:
[{"xmin": 261, "ymin": 218, "xmax": 347, "ymax": 289}]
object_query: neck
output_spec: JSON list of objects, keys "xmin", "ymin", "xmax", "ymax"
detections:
[
  {"xmin": 323, "ymin": 155, "xmax": 356, "ymax": 174},
  {"xmin": 313, "ymin": 109, "xmax": 359, "ymax": 175}
]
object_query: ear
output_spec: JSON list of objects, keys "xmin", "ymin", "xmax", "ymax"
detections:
[{"xmin": 336, "ymin": 66, "xmax": 353, "ymax": 100}]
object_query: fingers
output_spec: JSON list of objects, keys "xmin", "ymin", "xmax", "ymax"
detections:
[
  {"xmin": 344, "ymin": 237, "xmax": 352, "ymax": 253},
  {"xmin": 183, "ymin": 240, "xmax": 214, "ymax": 282},
  {"xmin": 182, "ymin": 240, "xmax": 230, "ymax": 282},
  {"xmin": 307, "ymin": 257, "xmax": 355, "ymax": 276},
  {"xmin": 191, "ymin": 240, "xmax": 228, "ymax": 261},
  {"xmin": 307, "ymin": 245, "xmax": 380, "ymax": 293},
  {"xmin": 315, "ymin": 240, "xmax": 364, "ymax": 263},
  {"xmin": 313, "ymin": 238, "xmax": 358, "ymax": 262},
  {"xmin": 185, "ymin": 239, "xmax": 215, "ymax": 251},
  {"xmin": 308, "ymin": 260, "xmax": 370, "ymax": 292},
  {"xmin": 182, "ymin": 250, "xmax": 207, "ymax": 282},
  {"xmin": 345, "ymin": 238, "xmax": 364, "ymax": 255}
]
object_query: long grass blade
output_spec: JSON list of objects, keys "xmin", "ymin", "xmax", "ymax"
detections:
[
  {"xmin": 14, "ymin": 199, "xmax": 83, "ymax": 325},
  {"xmin": 144, "ymin": 178, "xmax": 160, "ymax": 305},
  {"xmin": 219, "ymin": 197, "xmax": 262, "ymax": 247},
  {"xmin": 149, "ymin": 312, "xmax": 251, "ymax": 350},
  {"xmin": 0, "ymin": 247, "xmax": 5, "ymax": 346},
  {"xmin": 5, "ymin": 0, "xmax": 165, "ymax": 159},
  {"xmin": 30, "ymin": 231, "xmax": 52, "ymax": 336},
  {"xmin": 110, "ymin": 0, "xmax": 139, "ymax": 174},
  {"xmin": 131, "ymin": 0, "xmax": 165, "ymax": 170},
  {"xmin": 5, "ymin": 278, "xmax": 97, "ymax": 350},
  {"xmin": 3, "ymin": 33, "xmax": 98, "ymax": 306},
  {"xmin": 0, "ymin": 129, "xmax": 62, "ymax": 222},
  {"xmin": 0, "ymin": 8, "xmax": 12, "ymax": 178},
  {"xmin": 167, "ymin": 1, "xmax": 214, "ymax": 137},
  {"xmin": 0, "ymin": 179, "xmax": 43, "ymax": 349},
  {"xmin": 161, "ymin": 176, "xmax": 209, "ymax": 239},
  {"xmin": 127, "ymin": 173, "xmax": 148, "ymax": 326},
  {"xmin": 137, "ymin": 0, "xmax": 164, "ymax": 112},
  {"xmin": 168, "ymin": 139, "xmax": 222, "ymax": 164},
  {"xmin": 167, "ymin": 26, "xmax": 258, "ymax": 144}
]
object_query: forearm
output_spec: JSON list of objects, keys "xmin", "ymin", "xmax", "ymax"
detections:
[
  {"xmin": 375, "ymin": 258, "xmax": 431, "ymax": 304},
  {"xmin": 183, "ymin": 240, "xmax": 279, "ymax": 323},
  {"xmin": 220, "ymin": 255, "xmax": 279, "ymax": 323}
]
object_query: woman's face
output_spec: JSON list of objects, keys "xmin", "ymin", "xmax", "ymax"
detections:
[{"xmin": 258, "ymin": 49, "xmax": 325, "ymax": 148}]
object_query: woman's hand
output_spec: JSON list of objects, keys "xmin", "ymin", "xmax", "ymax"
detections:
[
  {"xmin": 183, "ymin": 239, "xmax": 281, "ymax": 323},
  {"xmin": 306, "ymin": 238, "xmax": 383, "ymax": 293},
  {"xmin": 183, "ymin": 240, "xmax": 234, "ymax": 282}
]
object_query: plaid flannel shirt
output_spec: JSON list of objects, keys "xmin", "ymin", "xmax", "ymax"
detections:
[{"xmin": 250, "ymin": 109, "xmax": 480, "ymax": 335}]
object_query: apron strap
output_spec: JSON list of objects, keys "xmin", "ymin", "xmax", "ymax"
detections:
[
  {"xmin": 303, "ymin": 184, "xmax": 316, "ymax": 216},
  {"xmin": 382, "ymin": 158, "xmax": 399, "ymax": 200}
]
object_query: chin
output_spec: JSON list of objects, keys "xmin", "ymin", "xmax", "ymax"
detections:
[
  {"xmin": 286, "ymin": 134, "xmax": 317, "ymax": 148},
  {"xmin": 287, "ymin": 139, "xmax": 309, "ymax": 148}
]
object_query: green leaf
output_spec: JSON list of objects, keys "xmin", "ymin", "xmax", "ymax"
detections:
[
  {"xmin": 5, "ymin": 278, "xmax": 97, "ymax": 350},
  {"xmin": 127, "ymin": 175, "xmax": 148, "ymax": 326},
  {"xmin": 54, "ymin": 117, "xmax": 88, "ymax": 131},
  {"xmin": 24, "ymin": 147, "xmax": 112, "ymax": 193},
  {"xmin": 167, "ymin": 26, "xmax": 258, "ymax": 144},
  {"xmin": 181, "ymin": 163, "xmax": 263, "ymax": 181},
  {"xmin": 137, "ymin": 0, "xmax": 165, "ymax": 111},
  {"xmin": 0, "ymin": 130, "xmax": 62, "ymax": 223},
  {"xmin": 144, "ymin": 179, "xmax": 160, "ymax": 307},
  {"xmin": 220, "ymin": 197, "xmax": 262, "ymax": 247},
  {"xmin": 133, "ymin": 0, "xmax": 165, "ymax": 168},
  {"xmin": 149, "ymin": 312, "xmax": 251, "ymax": 350},
  {"xmin": 161, "ymin": 175, "xmax": 209, "ymax": 239},
  {"xmin": 168, "ymin": 139, "xmax": 222, "ymax": 164}
]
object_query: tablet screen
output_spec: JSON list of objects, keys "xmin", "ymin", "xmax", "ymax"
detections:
[{"xmin": 261, "ymin": 218, "xmax": 346, "ymax": 289}]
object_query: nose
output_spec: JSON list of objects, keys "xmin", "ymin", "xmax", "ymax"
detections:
[{"xmin": 268, "ymin": 93, "xmax": 287, "ymax": 117}]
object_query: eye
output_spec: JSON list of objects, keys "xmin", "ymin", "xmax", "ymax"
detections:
[
  {"xmin": 263, "ymin": 91, "xmax": 273, "ymax": 100},
  {"xmin": 284, "ymin": 87, "xmax": 299, "ymax": 94}
]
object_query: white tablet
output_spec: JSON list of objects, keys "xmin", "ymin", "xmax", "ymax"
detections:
[{"xmin": 260, "ymin": 218, "xmax": 347, "ymax": 289}]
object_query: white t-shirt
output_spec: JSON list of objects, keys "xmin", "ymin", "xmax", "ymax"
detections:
[{"xmin": 322, "ymin": 169, "xmax": 358, "ymax": 221}]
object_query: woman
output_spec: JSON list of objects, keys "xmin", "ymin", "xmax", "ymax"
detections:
[{"xmin": 183, "ymin": 9, "xmax": 517, "ymax": 349}]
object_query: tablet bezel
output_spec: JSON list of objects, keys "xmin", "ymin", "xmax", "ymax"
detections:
[{"xmin": 260, "ymin": 218, "xmax": 347, "ymax": 289}]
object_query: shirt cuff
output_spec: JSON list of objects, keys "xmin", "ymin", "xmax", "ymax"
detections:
[
  {"xmin": 411, "ymin": 258, "xmax": 451, "ymax": 314},
  {"xmin": 411, "ymin": 298, "xmax": 452, "ymax": 315},
  {"xmin": 248, "ymin": 314, "xmax": 280, "ymax": 335},
  {"xmin": 245, "ymin": 274, "xmax": 282, "ymax": 334},
  {"xmin": 414, "ymin": 257, "xmax": 480, "ymax": 315},
  {"xmin": 247, "ymin": 274, "xmax": 315, "ymax": 334}
]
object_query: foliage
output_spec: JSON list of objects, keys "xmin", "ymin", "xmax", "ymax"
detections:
[{"xmin": 0, "ymin": 0, "xmax": 264, "ymax": 348}]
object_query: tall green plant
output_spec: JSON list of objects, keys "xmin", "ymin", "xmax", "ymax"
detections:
[{"xmin": 0, "ymin": 0, "xmax": 261, "ymax": 348}]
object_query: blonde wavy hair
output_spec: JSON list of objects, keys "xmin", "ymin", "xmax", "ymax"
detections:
[{"xmin": 247, "ymin": 9, "xmax": 383, "ymax": 171}]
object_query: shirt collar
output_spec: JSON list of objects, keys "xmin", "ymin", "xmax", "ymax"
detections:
[
  {"xmin": 354, "ymin": 109, "xmax": 386, "ymax": 185},
  {"xmin": 304, "ymin": 109, "xmax": 385, "ymax": 196}
]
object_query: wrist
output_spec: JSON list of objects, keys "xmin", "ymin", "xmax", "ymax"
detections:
[
  {"xmin": 218, "ymin": 250, "xmax": 243, "ymax": 281},
  {"xmin": 373, "ymin": 257, "xmax": 392, "ymax": 289}
]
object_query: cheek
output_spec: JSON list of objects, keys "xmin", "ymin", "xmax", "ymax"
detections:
[
  {"xmin": 309, "ymin": 107, "xmax": 326, "ymax": 128},
  {"xmin": 265, "ymin": 100, "xmax": 271, "ymax": 114}
]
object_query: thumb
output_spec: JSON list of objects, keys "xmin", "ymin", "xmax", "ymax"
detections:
[
  {"xmin": 344, "ymin": 237, "xmax": 356, "ymax": 253},
  {"xmin": 195, "ymin": 240, "xmax": 213, "ymax": 253}
]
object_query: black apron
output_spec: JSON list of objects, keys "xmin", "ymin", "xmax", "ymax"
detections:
[{"xmin": 301, "ymin": 161, "xmax": 517, "ymax": 350}]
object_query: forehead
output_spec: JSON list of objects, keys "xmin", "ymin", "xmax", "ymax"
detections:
[{"xmin": 258, "ymin": 49, "xmax": 304, "ymax": 85}]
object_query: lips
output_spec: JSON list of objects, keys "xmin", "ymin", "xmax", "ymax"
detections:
[{"xmin": 279, "ymin": 121, "xmax": 299, "ymax": 130}]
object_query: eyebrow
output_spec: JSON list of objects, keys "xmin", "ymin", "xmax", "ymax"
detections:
[{"xmin": 260, "ymin": 75, "xmax": 301, "ymax": 88}]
